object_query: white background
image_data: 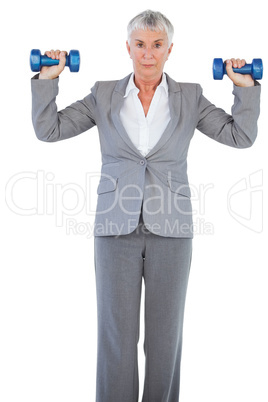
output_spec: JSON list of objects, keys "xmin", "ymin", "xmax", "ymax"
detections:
[{"xmin": 1, "ymin": 1, "xmax": 267, "ymax": 401}]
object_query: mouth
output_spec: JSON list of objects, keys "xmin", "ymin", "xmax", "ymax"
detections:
[{"xmin": 142, "ymin": 64, "xmax": 155, "ymax": 68}]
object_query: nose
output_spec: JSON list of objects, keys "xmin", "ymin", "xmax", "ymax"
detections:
[{"xmin": 143, "ymin": 47, "xmax": 153, "ymax": 59}]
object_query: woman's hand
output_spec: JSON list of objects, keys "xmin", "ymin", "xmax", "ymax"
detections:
[
  {"xmin": 39, "ymin": 49, "xmax": 67, "ymax": 80},
  {"xmin": 225, "ymin": 58, "xmax": 255, "ymax": 87}
]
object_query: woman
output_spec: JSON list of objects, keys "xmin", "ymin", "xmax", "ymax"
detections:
[{"xmin": 31, "ymin": 10, "xmax": 261, "ymax": 402}]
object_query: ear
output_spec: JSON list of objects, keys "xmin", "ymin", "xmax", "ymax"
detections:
[
  {"xmin": 167, "ymin": 43, "xmax": 173, "ymax": 59},
  {"xmin": 126, "ymin": 40, "xmax": 131, "ymax": 58}
]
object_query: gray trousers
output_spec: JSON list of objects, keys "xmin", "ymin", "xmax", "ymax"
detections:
[{"xmin": 94, "ymin": 218, "xmax": 192, "ymax": 402}]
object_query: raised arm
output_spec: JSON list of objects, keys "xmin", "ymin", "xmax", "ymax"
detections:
[
  {"xmin": 31, "ymin": 49, "xmax": 97, "ymax": 142},
  {"xmin": 197, "ymin": 58, "xmax": 261, "ymax": 148}
]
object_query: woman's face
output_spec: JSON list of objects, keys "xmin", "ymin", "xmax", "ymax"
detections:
[{"xmin": 126, "ymin": 29, "xmax": 173, "ymax": 82}]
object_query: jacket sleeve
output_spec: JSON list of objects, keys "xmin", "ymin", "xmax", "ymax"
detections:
[
  {"xmin": 196, "ymin": 83, "xmax": 261, "ymax": 148},
  {"xmin": 31, "ymin": 76, "xmax": 97, "ymax": 142}
]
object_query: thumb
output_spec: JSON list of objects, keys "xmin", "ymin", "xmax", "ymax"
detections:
[
  {"xmin": 225, "ymin": 59, "xmax": 235, "ymax": 79},
  {"xmin": 58, "ymin": 51, "xmax": 67, "ymax": 70}
]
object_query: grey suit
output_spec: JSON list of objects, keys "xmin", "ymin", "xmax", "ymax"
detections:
[
  {"xmin": 31, "ymin": 74, "xmax": 261, "ymax": 402},
  {"xmin": 31, "ymin": 74, "xmax": 261, "ymax": 238}
]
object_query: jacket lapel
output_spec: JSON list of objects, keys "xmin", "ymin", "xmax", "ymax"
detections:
[
  {"xmin": 146, "ymin": 74, "xmax": 182, "ymax": 158},
  {"xmin": 111, "ymin": 74, "xmax": 143, "ymax": 155},
  {"xmin": 111, "ymin": 73, "xmax": 182, "ymax": 157}
]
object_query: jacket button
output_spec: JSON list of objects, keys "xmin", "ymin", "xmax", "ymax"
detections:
[{"xmin": 140, "ymin": 160, "xmax": 145, "ymax": 165}]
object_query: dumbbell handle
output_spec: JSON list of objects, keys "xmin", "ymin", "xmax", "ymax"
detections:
[
  {"xmin": 40, "ymin": 54, "xmax": 72, "ymax": 67},
  {"xmin": 222, "ymin": 63, "xmax": 255, "ymax": 76}
]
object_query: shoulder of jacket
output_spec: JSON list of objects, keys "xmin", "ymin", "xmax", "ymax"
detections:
[
  {"xmin": 174, "ymin": 83, "xmax": 202, "ymax": 102},
  {"xmin": 166, "ymin": 75, "xmax": 202, "ymax": 96},
  {"xmin": 178, "ymin": 82, "xmax": 202, "ymax": 91},
  {"xmin": 91, "ymin": 79, "xmax": 118, "ymax": 94}
]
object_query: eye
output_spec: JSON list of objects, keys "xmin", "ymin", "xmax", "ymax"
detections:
[
  {"xmin": 155, "ymin": 43, "xmax": 162, "ymax": 49},
  {"xmin": 137, "ymin": 43, "xmax": 144, "ymax": 48}
]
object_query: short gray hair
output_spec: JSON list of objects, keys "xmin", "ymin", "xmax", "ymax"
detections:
[{"xmin": 127, "ymin": 10, "xmax": 174, "ymax": 47}]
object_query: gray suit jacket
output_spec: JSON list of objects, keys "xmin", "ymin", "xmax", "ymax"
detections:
[{"xmin": 31, "ymin": 73, "xmax": 261, "ymax": 237}]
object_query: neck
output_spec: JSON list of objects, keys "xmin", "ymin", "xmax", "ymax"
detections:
[{"xmin": 134, "ymin": 73, "xmax": 163, "ymax": 93}]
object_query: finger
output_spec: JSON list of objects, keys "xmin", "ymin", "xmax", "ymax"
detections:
[
  {"xmin": 230, "ymin": 58, "xmax": 236, "ymax": 67},
  {"xmin": 236, "ymin": 58, "xmax": 242, "ymax": 68},
  {"xmin": 230, "ymin": 58, "xmax": 239, "ymax": 68},
  {"xmin": 233, "ymin": 58, "xmax": 246, "ymax": 69},
  {"xmin": 55, "ymin": 49, "xmax": 61, "ymax": 59},
  {"xmin": 232, "ymin": 58, "xmax": 247, "ymax": 69},
  {"xmin": 229, "ymin": 58, "xmax": 246, "ymax": 70},
  {"xmin": 49, "ymin": 49, "xmax": 56, "ymax": 59}
]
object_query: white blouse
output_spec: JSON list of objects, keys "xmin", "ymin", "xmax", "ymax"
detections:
[{"xmin": 120, "ymin": 73, "xmax": 171, "ymax": 157}]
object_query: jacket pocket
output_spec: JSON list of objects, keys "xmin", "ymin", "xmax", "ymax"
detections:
[
  {"xmin": 167, "ymin": 179, "xmax": 191, "ymax": 198},
  {"xmin": 97, "ymin": 176, "xmax": 118, "ymax": 195}
]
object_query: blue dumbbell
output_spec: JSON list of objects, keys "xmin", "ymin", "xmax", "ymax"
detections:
[
  {"xmin": 213, "ymin": 58, "xmax": 263, "ymax": 80},
  {"xmin": 30, "ymin": 49, "xmax": 80, "ymax": 72}
]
